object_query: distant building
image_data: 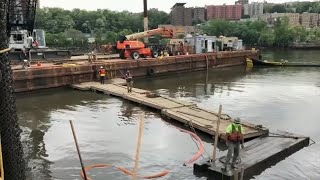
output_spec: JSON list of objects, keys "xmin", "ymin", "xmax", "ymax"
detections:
[
  {"xmin": 170, "ymin": 3, "xmax": 206, "ymax": 26},
  {"xmin": 259, "ymin": 13, "xmax": 302, "ymax": 27},
  {"xmin": 171, "ymin": 3, "xmax": 186, "ymax": 26},
  {"xmin": 244, "ymin": 2, "xmax": 264, "ymax": 18},
  {"xmin": 193, "ymin": 7, "xmax": 206, "ymax": 22},
  {"xmin": 207, "ymin": 4, "xmax": 243, "ymax": 21},
  {"xmin": 184, "ymin": 8, "xmax": 193, "ymax": 26},
  {"xmin": 300, "ymin": 13, "xmax": 319, "ymax": 28}
]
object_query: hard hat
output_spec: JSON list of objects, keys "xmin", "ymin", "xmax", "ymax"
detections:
[{"xmin": 234, "ymin": 117, "xmax": 241, "ymax": 124}]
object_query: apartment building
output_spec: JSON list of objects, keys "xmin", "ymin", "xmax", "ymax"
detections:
[
  {"xmin": 244, "ymin": 2, "xmax": 264, "ymax": 18},
  {"xmin": 171, "ymin": 3, "xmax": 186, "ymax": 26},
  {"xmin": 301, "ymin": 13, "xmax": 319, "ymax": 28},
  {"xmin": 259, "ymin": 13, "xmax": 319, "ymax": 28},
  {"xmin": 170, "ymin": 3, "xmax": 206, "ymax": 26},
  {"xmin": 259, "ymin": 13, "xmax": 300, "ymax": 27},
  {"xmin": 193, "ymin": 7, "xmax": 206, "ymax": 22},
  {"xmin": 207, "ymin": 4, "xmax": 243, "ymax": 21}
]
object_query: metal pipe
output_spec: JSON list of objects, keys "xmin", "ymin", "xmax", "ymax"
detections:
[
  {"xmin": 143, "ymin": 0, "xmax": 148, "ymax": 43},
  {"xmin": 69, "ymin": 120, "xmax": 88, "ymax": 180}
]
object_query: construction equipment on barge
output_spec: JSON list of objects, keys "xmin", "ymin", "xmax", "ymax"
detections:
[
  {"xmin": 7, "ymin": 0, "xmax": 71, "ymax": 62},
  {"xmin": 115, "ymin": 27, "xmax": 174, "ymax": 59}
]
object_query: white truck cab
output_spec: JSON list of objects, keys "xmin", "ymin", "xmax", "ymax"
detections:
[{"xmin": 9, "ymin": 30, "xmax": 33, "ymax": 51}]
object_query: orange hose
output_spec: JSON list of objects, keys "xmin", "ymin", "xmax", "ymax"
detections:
[
  {"xmin": 80, "ymin": 164, "xmax": 169, "ymax": 180},
  {"xmin": 80, "ymin": 121, "xmax": 205, "ymax": 179}
]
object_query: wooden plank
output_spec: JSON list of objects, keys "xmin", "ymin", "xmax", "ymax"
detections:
[
  {"xmin": 194, "ymin": 131, "xmax": 310, "ymax": 180},
  {"xmin": 71, "ymin": 81, "xmax": 268, "ymax": 141}
]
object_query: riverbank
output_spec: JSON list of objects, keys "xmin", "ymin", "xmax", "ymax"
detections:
[{"xmin": 12, "ymin": 50, "xmax": 258, "ymax": 92}]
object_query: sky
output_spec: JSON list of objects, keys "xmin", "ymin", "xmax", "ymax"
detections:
[{"xmin": 40, "ymin": 0, "xmax": 314, "ymax": 13}]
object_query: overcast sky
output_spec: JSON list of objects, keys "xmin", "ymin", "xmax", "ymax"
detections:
[{"xmin": 40, "ymin": 0, "xmax": 313, "ymax": 13}]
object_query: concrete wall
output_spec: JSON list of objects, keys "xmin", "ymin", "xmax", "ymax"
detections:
[{"xmin": 12, "ymin": 51, "xmax": 258, "ymax": 92}]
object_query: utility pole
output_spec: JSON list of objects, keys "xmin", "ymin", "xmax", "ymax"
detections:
[{"xmin": 143, "ymin": 0, "xmax": 148, "ymax": 43}]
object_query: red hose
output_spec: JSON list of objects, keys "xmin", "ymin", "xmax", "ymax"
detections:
[
  {"xmin": 80, "ymin": 121, "xmax": 205, "ymax": 179},
  {"xmin": 80, "ymin": 164, "xmax": 169, "ymax": 180},
  {"xmin": 177, "ymin": 127, "xmax": 205, "ymax": 166}
]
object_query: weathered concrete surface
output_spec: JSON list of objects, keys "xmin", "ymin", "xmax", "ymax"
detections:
[{"xmin": 12, "ymin": 50, "xmax": 258, "ymax": 92}]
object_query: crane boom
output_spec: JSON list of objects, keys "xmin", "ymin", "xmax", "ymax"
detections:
[
  {"xmin": 7, "ymin": 0, "xmax": 37, "ymax": 33},
  {"xmin": 125, "ymin": 28, "xmax": 174, "ymax": 41}
]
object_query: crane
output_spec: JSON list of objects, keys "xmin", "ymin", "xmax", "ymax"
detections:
[
  {"xmin": 7, "ymin": 0, "xmax": 72, "ymax": 61},
  {"xmin": 116, "ymin": 27, "xmax": 174, "ymax": 60},
  {"xmin": 7, "ymin": 0, "xmax": 38, "ymax": 50}
]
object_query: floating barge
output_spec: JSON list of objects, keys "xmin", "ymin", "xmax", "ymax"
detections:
[
  {"xmin": 71, "ymin": 79, "xmax": 268, "ymax": 141},
  {"xmin": 72, "ymin": 80, "xmax": 310, "ymax": 180},
  {"xmin": 194, "ymin": 131, "xmax": 310, "ymax": 180},
  {"xmin": 13, "ymin": 51, "xmax": 258, "ymax": 92}
]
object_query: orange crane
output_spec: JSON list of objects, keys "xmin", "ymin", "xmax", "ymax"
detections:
[{"xmin": 116, "ymin": 27, "xmax": 174, "ymax": 59}]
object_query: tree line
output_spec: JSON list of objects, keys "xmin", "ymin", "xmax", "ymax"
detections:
[
  {"xmin": 35, "ymin": 8, "xmax": 170, "ymax": 48},
  {"xmin": 264, "ymin": 1, "xmax": 320, "ymax": 14},
  {"xmin": 201, "ymin": 18, "xmax": 320, "ymax": 48},
  {"xmin": 36, "ymin": 4, "xmax": 320, "ymax": 49}
]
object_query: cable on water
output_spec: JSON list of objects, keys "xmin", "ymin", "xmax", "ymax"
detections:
[{"xmin": 268, "ymin": 132, "xmax": 316, "ymax": 147}]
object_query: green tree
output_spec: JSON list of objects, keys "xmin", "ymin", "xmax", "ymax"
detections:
[
  {"xmin": 259, "ymin": 29, "xmax": 275, "ymax": 47},
  {"xmin": 271, "ymin": 4, "xmax": 287, "ymax": 13},
  {"xmin": 273, "ymin": 17, "xmax": 294, "ymax": 47}
]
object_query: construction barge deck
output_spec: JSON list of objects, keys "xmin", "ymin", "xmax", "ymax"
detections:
[
  {"xmin": 12, "ymin": 51, "xmax": 258, "ymax": 92},
  {"xmin": 71, "ymin": 79, "xmax": 310, "ymax": 180}
]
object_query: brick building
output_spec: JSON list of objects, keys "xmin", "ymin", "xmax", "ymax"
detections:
[
  {"xmin": 207, "ymin": 4, "xmax": 243, "ymax": 21},
  {"xmin": 170, "ymin": 3, "xmax": 206, "ymax": 26},
  {"xmin": 184, "ymin": 8, "xmax": 193, "ymax": 26},
  {"xmin": 170, "ymin": 3, "xmax": 186, "ymax": 26},
  {"xmin": 300, "ymin": 13, "xmax": 319, "ymax": 28},
  {"xmin": 259, "ymin": 13, "xmax": 318, "ymax": 27},
  {"xmin": 193, "ymin": 7, "xmax": 206, "ymax": 22}
]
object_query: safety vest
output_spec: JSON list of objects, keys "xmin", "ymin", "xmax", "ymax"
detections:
[
  {"xmin": 228, "ymin": 124, "xmax": 243, "ymax": 142},
  {"xmin": 100, "ymin": 69, "xmax": 106, "ymax": 77}
]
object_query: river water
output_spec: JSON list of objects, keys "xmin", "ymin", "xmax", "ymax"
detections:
[{"xmin": 16, "ymin": 50, "xmax": 320, "ymax": 180}]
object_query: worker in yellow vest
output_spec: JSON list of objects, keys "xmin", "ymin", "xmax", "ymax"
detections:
[{"xmin": 222, "ymin": 117, "xmax": 244, "ymax": 171}]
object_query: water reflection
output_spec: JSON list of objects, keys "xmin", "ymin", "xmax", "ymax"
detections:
[
  {"xmin": 254, "ymin": 144, "xmax": 320, "ymax": 180},
  {"xmin": 16, "ymin": 50, "xmax": 320, "ymax": 180}
]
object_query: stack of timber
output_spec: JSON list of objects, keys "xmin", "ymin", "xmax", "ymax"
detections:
[{"xmin": 71, "ymin": 79, "xmax": 269, "ymax": 141}]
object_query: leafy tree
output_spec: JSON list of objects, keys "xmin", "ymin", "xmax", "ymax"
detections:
[
  {"xmin": 273, "ymin": 17, "xmax": 294, "ymax": 47},
  {"xmin": 270, "ymin": 4, "xmax": 287, "ymax": 13},
  {"xmin": 259, "ymin": 29, "xmax": 275, "ymax": 47}
]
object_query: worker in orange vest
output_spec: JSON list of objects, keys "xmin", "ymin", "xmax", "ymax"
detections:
[
  {"xmin": 222, "ymin": 117, "xmax": 244, "ymax": 171},
  {"xmin": 99, "ymin": 66, "xmax": 106, "ymax": 84}
]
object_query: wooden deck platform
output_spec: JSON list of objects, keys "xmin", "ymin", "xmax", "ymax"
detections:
[
  {"xmin": 194, "ymin": 131, "xmax": 310, "ymax": 180},
  {"xmin": 71, "ymin": 79, "xmax": 268, "ymax": 140}
]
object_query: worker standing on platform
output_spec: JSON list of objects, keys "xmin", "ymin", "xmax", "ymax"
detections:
[
  {"xmin": 222, "ymin": 117, "xmax": 244, "ymax": 171},
  {"xmin": 125, "ymin": 70, "xmax": 133, "ymax": 93},
  {"xmin": 99, "ymin": 66, "xmax": 106, "ymax": 84}
]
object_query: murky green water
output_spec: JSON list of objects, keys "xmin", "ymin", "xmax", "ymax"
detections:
[{"xmin": 17, "ymin": 50, "xmax": 320, "ymax": 180}]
